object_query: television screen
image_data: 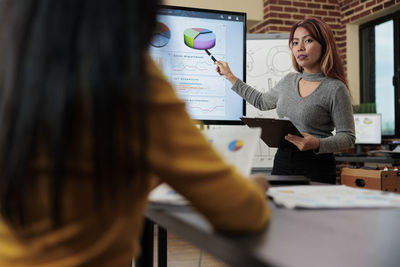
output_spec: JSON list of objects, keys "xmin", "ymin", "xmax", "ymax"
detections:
[
  {"xmin": 149, "ymin": 5, "xmax": 246, "ymax": 124},
  {"xmin": 354, "ymin": 113, "xmax": 382, "ymax": 144}
]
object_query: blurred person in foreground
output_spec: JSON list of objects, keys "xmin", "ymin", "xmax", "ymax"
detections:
[{"xmin": 0, "ymin": 0, "xmax": 270, "ymax": 266}]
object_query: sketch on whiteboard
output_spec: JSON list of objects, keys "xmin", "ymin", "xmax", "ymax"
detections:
[
  {"xmin": 246, "ymin": 34, "xmax": 295, "ymax": 168},
  {"xmin": 246, "ymin": 36, "xmax": 294, "ymax": 119},
  {"xmin": 247, "ymin": 45, "xmax": 292, "ymax": 79}
]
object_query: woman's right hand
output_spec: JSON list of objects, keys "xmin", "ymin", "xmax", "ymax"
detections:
[{"xmin": 215, "ymin": 61, "xmax": 238, "ymax": 85}]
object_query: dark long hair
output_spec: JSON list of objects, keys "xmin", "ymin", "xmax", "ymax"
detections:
[
  {"xmin": 289, "ymin": 17, "xmax": 349, "ymax": 89},
  {"xmin": 0, "ymin": 0, "xmax": 158, "ymax": 228}
]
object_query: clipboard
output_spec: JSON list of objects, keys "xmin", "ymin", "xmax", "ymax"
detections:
[{"xmin": 240, "ymin": 117, "xmax": 302, "ymax": 148}]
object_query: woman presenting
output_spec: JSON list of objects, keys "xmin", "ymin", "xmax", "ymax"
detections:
[{"xmin": 216, "ymin": 17, "xmax": 355, "ymax": 184}]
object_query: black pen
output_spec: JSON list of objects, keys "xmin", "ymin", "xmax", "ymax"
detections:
[{"xmin": 205, "ymin": 49, "xmax": 217, "ymax": 62}]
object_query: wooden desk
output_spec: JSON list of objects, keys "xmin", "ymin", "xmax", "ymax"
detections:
[{"xmin": 140, "ymin": 198, "xmax": 400, "ymax": 267}]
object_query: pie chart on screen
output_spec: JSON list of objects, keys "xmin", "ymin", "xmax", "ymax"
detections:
[
  {"xmin": 184, "ymin": 28, "xmax": 216, "ymax": 50},
  {"xmin": 151, "ymin": 22, "xmax": 171, "ymax": 48},
  {"xmin": 228, "ymin": 139, "xmax": 244, "ymax": 152}
]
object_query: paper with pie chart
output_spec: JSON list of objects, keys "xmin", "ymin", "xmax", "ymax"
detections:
[
  {"xmin": 203, "ymin": 127, "xmax": 261, "ymax": 176},
  {"xmin": 148, "ymin": 127, "xmax": 260, "ymax": 205}
]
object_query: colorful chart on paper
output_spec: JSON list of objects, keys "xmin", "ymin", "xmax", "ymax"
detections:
[{"xmin": 228, "ymin": 139, "xmax": 243, "ymax": 152}]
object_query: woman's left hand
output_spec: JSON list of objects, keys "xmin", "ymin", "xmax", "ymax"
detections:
[{"xmin": 285, "ymin": 132, "xmax": 320, "ymax": 151}]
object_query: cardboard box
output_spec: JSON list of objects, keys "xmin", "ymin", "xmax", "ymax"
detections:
[{"xmin": 341, "ymin": 167, "xmax": 400, "ymax": 193}]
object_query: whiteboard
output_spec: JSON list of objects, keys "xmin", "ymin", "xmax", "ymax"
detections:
[{"xmin": 246, "ymin": 34, "xmax": 294, "ymax": 168}]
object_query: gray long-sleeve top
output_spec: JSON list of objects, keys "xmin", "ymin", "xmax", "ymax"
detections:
[{"xmin": 232, "ymin": 72, "xmax": 355, "ymax": 154}]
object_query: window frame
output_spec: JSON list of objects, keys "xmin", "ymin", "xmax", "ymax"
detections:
[{"xmin": 359, "ymin": 11, "xmax": 400, "ymax": 138}]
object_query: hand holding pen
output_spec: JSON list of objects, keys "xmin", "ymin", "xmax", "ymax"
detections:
[{"xmin": 214, "ymin": 61, "xmax": 238, "ymax": 85}]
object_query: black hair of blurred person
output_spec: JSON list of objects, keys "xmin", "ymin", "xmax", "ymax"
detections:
[{"xmin": 0, "ymin": 0, "xmax": 159, "ymax": 228}]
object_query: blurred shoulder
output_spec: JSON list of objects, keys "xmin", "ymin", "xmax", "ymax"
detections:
[
  {"xmin": 145, "ymin": 53, "xmax": 166, "ymax": 81},
  {"xmin": 145, "ymin": 53, "xmax": 183, "ymax": 104}
]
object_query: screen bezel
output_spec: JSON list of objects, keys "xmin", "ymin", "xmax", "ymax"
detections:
[{"xmin": 155, "ymin": 5, "xmax": 247, "ymax": 125}]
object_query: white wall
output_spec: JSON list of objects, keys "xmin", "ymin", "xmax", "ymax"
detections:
[
  {"xmin": 346, "ymin": 24, "xmax": 359, "ymax": 104},
  {"xmin": 162, "ymin": 0, "xmax": 263, "ymax": 30}
]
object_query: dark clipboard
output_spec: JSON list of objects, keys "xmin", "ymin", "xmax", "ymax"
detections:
[{"xmin": 240, "ymin": 117, "xmax": 302, "ymax": 148}]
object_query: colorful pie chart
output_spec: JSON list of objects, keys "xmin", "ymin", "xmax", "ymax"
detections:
[
  {"xmin": 184, "ymin": 28, "xmax": 216, "ymax": 50},
  {"xmin": 228, "ymin": 139, "xmax": 244, "ymax": 152},
  {"xmin": 151, "ymin": 22, "xmax": 171, "ymax": 48}
]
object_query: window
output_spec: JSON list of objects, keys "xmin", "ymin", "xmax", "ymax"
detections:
[{"xmin": 360, "ymin": 12, "xmax": 400, "ymax": 137}]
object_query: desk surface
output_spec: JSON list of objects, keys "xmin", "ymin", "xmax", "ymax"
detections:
[
  {"xmin": 335, "ymin": 155, "xmax": 400, "ymax": 164},
  {"xmin": 147, "ymin": 199, "xmax": 400, "ymax": 267}
]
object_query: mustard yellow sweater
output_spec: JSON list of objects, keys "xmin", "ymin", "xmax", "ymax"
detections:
[{"xmin": 0, "ymin": 56, "xmax": 270, "ymax": 266}]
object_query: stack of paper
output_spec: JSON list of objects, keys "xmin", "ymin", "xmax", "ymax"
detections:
[
  {"xmin": 267, "ymin": 185, "xmax": 400, "ymax": 209},
  {"xmin": 369, "ymin": 145, "xmax": 400, "ymax": 154}
]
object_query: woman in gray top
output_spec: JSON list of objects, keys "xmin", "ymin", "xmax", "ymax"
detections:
[{"xmin": 215, "ymin": 17, "xmax": 355, "ymax": 184}]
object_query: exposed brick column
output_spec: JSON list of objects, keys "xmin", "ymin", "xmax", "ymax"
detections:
[{"xmin": 249, "ymin": 0, "xmax": 399, "ymax": 74}]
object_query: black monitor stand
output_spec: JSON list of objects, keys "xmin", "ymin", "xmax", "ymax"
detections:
[
  {"xmin": 337, "ymin": 144, "xmax": 367, "ymax": 157},
  {"xmin": 346, "ymin": 144, "xmax": 367, "ymax": 157},
  {"xmin": 355, "ymin": 144, "xmax": 363, "ymax": 154}
]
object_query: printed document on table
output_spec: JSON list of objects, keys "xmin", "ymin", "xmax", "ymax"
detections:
[
  {"xmin": 148, "ymin": 183, "xmax": 189, "ymax": 205},
  {"xmin": 369, "ymin": 145, "xmax": 400, "ymax": 154},
  {"xmin": 202, "ymin": 126, "xmax": 261, "ymax": 176},
  {"xmin": 149, "ymin": 127, "xmax": 261, "ymax": 205},
  {"xmin": 267, "ymin": 185, "xmax": 400, "ymax": 209}
]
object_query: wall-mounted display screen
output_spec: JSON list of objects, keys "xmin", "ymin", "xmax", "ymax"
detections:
[{"xmin": 149, "ymin": 5, "xmax": 246, "ymax": 124}]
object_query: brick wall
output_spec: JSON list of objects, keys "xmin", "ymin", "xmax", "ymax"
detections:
[
  {"xmin": 251, "ymin": 0, "xmax": 341, "ymax": 34},
  {"xmin": 250, "ymin": 0, "xmax": 400, "ymax": 69}
]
